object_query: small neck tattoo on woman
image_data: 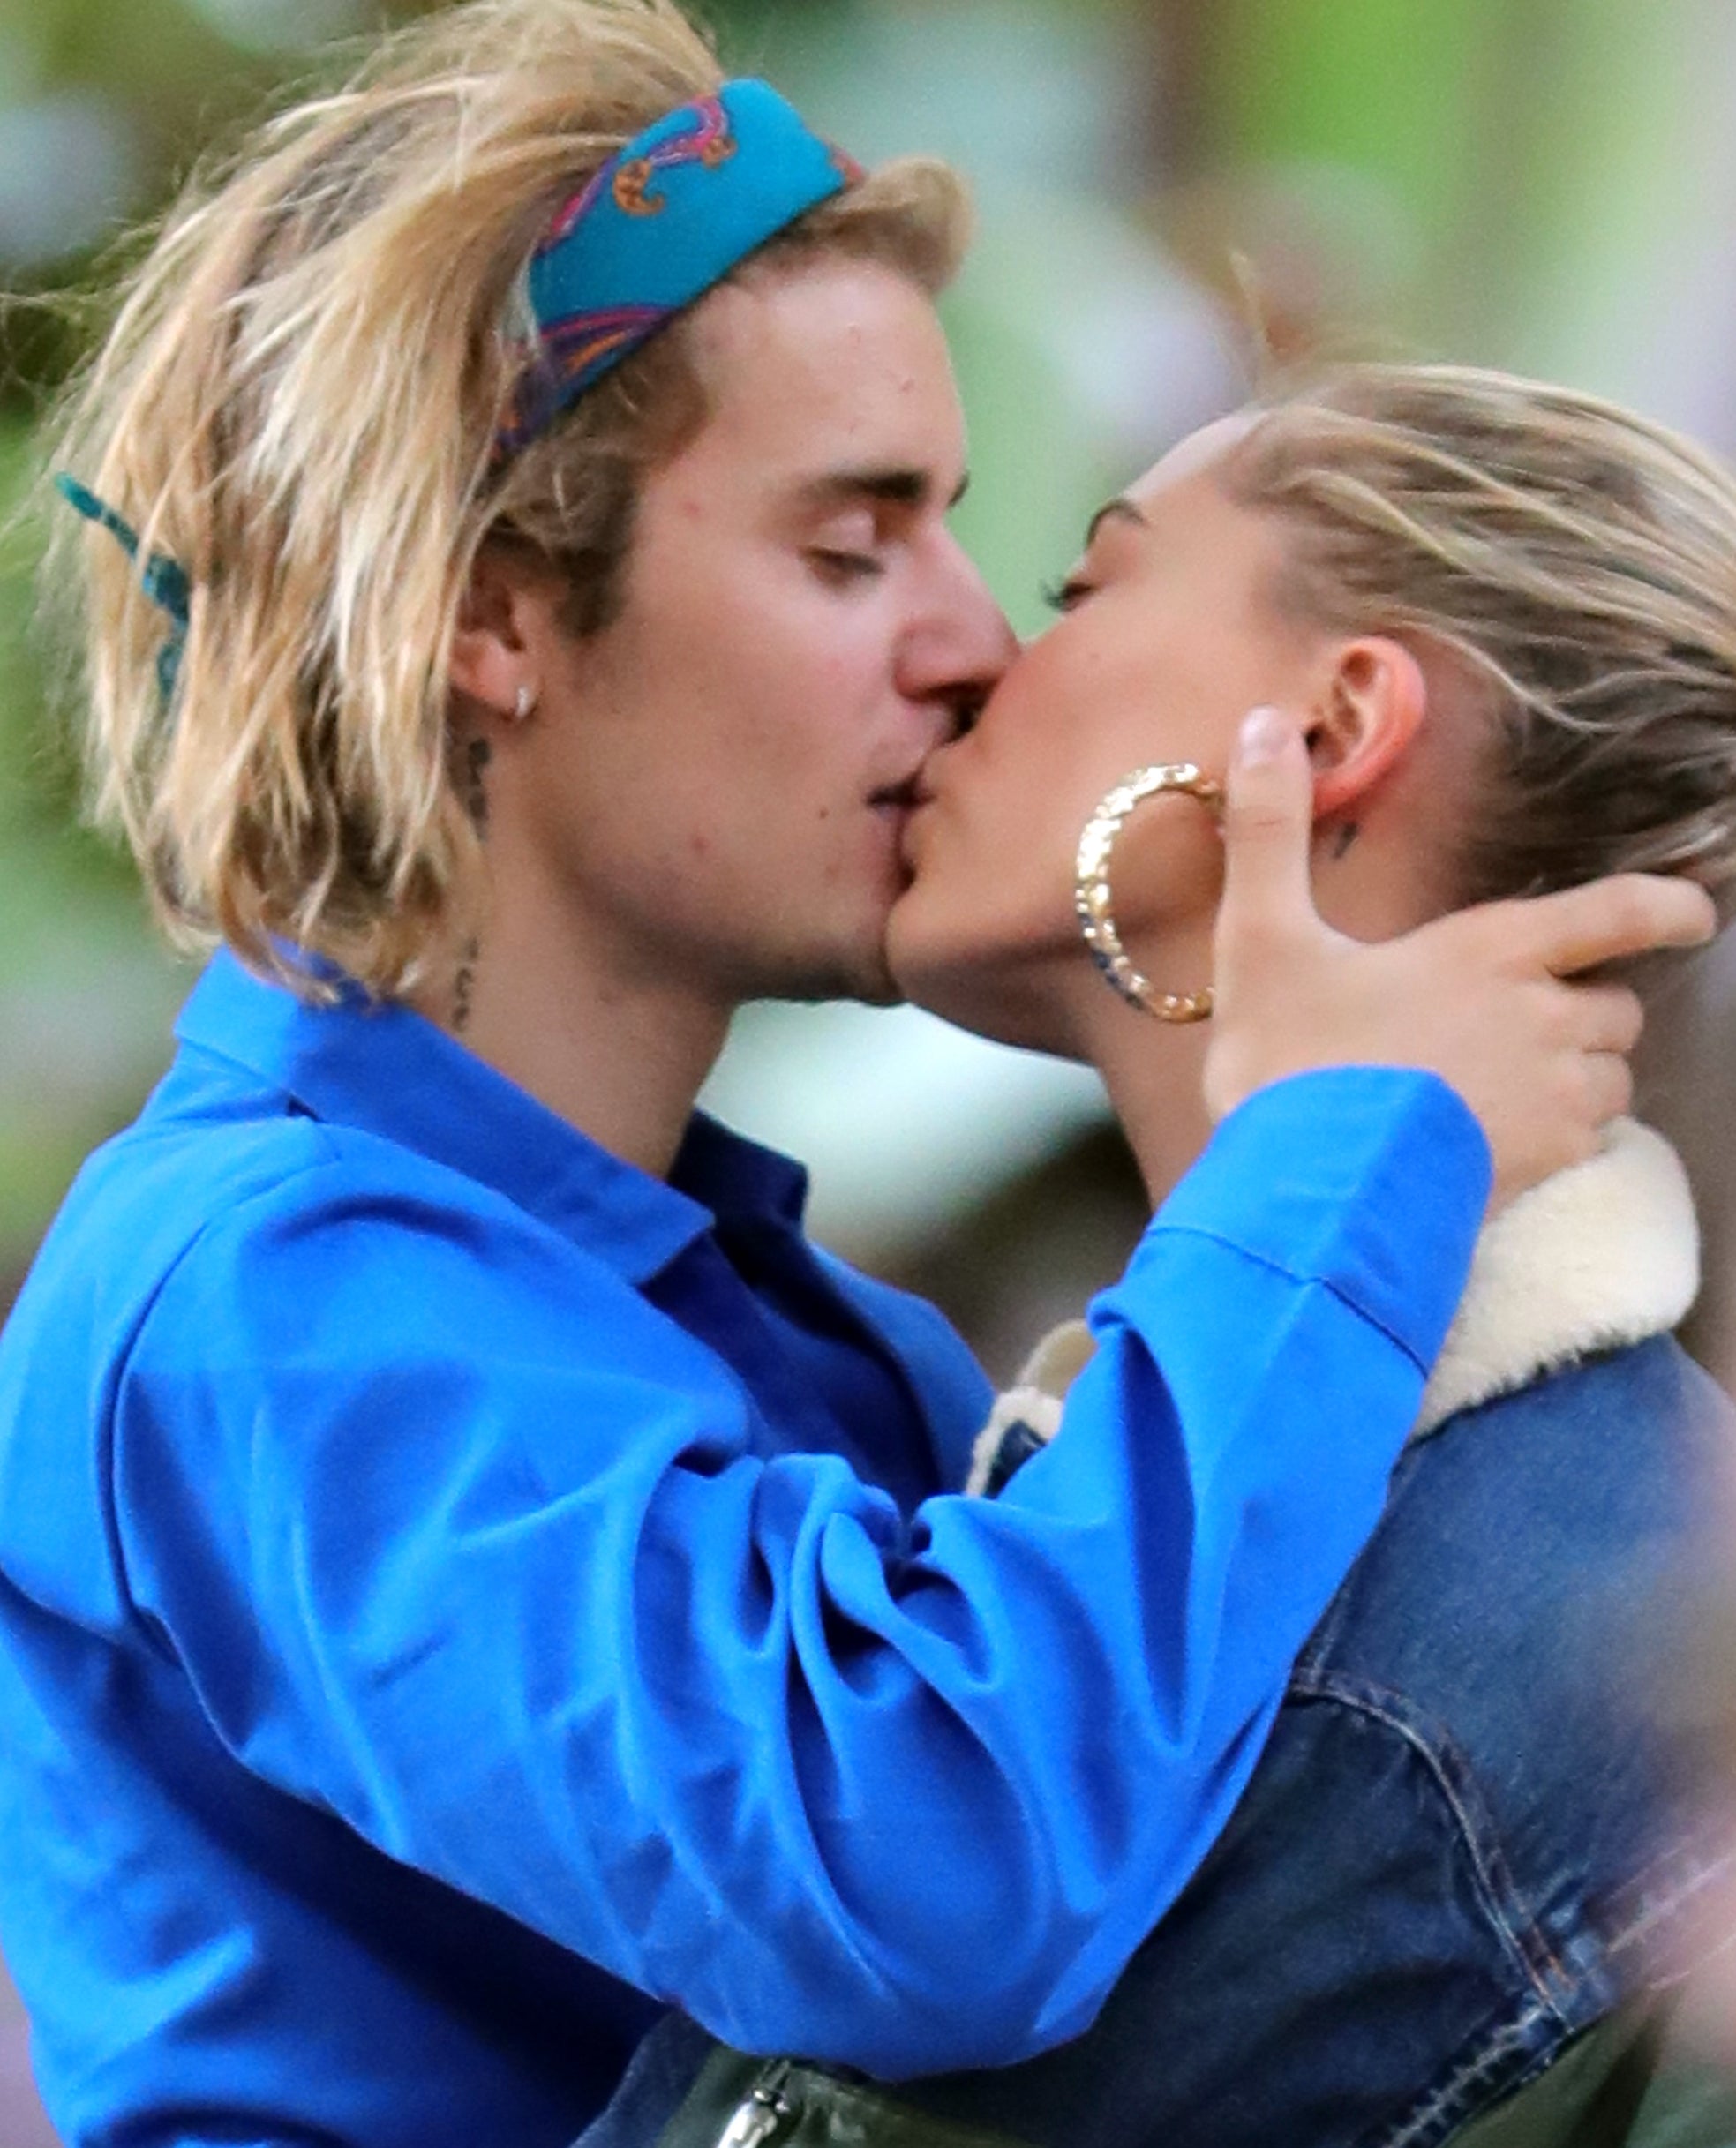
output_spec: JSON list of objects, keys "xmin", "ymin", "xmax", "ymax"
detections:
[{"xmin": 1332, "ymin": 821, "xmax": 1361, "ymax": 861}]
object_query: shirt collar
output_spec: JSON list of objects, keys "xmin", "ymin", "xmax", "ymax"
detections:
[{"xmin": 173, "ymin": 950, "xmax": 811, "ymax": 1287}]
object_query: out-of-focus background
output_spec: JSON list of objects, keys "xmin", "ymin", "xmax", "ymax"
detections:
[{"xmin": 3, "ymin": 0, "xmax": 1736, "ymax": 2136}]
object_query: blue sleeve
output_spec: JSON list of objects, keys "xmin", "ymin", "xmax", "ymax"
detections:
[{"xmin": 110, "ymin": 1067, "xmax": 1487, "ymax": 2078}]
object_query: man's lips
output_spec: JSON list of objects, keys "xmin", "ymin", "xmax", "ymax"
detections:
[
  {"xmin": 867, "ymin": 777, "xmax": 936, "ymax": 883},
  {"xmin": 868, "ymin": 775, "xmax": 925, "ymax": 820}
]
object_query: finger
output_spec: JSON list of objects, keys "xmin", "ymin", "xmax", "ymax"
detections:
[
  {"xmin": 1502, "ymin": 874, "xmax": 1717, "ymax": 977},
  {"xmin": 1562, "ymin": 980, "xmax": 1645, "ymax": 1057},
  {"xmin": 1216, "ymin": 707, "xmax": 1317, "ymax": 950}
]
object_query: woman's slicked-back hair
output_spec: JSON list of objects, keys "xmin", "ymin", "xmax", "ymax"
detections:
[
  {"xmin": 1223, "ymin": 364, "xmax": 1736, "ymax": 922},
  {"xmin": 46, "ymin": 0, "xmax": 969, "ymax": 1000}
]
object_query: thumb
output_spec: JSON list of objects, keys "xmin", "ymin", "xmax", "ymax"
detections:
[{"xmin": 1216, "ymin": 706, "xmax": 1319, "ymax": 955}]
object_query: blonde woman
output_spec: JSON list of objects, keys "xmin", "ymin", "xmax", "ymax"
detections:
[
  {"xmin": 0, "ymin": 0, "xmax": 1710, "ymax": 2137},
  {"xmin": 629, "ymin": 371, "xmax": 1736, "ymax": 2148}
]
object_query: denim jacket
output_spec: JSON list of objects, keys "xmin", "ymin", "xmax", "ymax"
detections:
[{"xmin": 597, "ymin": 1123, "xmax": 1736, "ymax": 2148}]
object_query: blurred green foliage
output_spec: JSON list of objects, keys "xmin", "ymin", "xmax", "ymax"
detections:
[
  {"xmin": 0, "ymin": 0, "xmax": 442, "ymax": 1289},
  {"xmin": 0, "ymin": 411, "xmax": 182, "ymax": 1267}
]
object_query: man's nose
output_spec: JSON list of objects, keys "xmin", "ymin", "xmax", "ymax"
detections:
[{"xmin": 897, "ymin": 538, "xmax": 1019, "ymax": 729}]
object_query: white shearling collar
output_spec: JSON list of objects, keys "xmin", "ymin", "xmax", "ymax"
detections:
[
  {"xmin": 1414, "ymin": 1116, "xmax": 1698, "ymax": 1437},
  {"xmin": 966, "ymin": 1323, "xmax": 1091, "ymax": 1496},
  {"xmin": 966, "ymin": 1119, "xmax": 1698, "ymax": 1494}
]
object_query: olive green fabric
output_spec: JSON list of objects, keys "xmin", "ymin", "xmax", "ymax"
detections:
[
  {"xmin": 652, "ymin": 2009, "xmax": 1736, "ymax": 2148},
  {"xmin": 1621, "ymin": 2062, "xmax": 1736, "ymax": 2148},
  {"xmin": 653, "ymin": 2047, "xmax": 1033, "ymax": 2148},
  {"xmin": 1448, "ymin": 2006, "xmax": 1736, "ymax": 2148}
]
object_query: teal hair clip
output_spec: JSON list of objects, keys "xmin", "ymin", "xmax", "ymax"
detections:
[{"xmin": 56, "ymin": 473, "xmax": 191, "ymax": 702}]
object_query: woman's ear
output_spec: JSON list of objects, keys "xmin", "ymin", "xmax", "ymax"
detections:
[
  {"xmin": 448, "ymin": 544, "xmax": 551, "ymax": 718},
  {"xmin": 1305, "ymin": 636, "xmax": 1427, "ymax": 817}
]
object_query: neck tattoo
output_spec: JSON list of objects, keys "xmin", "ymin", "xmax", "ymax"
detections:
[
  {"xmin": 453, "ymin": 936, "xmax": 482, "ymax": 1033},
  {"xmin": 454, "ymin": 737, "xmax": 492, "ymax": 1030}
]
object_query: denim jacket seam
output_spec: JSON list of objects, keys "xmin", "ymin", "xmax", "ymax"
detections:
[
  {"xmin": 1366, "ymin": 1847, "xmax": 1736, "ymax": 2148},
  {"xmin": 1364, "ymin": 1823, "xmax": 1733, "ymax": 2146},
  {"xmin": 1285, "ymin": 1664, "xmax": 1575, "ymax": 2013},
  {"xmin": 1375, "ymin": 2001, "xmax": 1558, "ymax": 2148}
]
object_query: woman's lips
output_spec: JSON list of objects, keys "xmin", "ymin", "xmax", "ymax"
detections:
[{"xmin": 893, "ymin": 785, "xmax": 941, "ymax": 870}]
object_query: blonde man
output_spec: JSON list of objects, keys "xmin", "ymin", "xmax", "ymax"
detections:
[{"xmin": 0, "ymin": 3, "xmax": 1710, "ymax": 2142}]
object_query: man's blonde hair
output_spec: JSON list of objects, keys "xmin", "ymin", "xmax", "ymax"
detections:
[
  {"xmin": 47, "ymin": 0, "xmax": 969, "ymax": 1000},
  {"xmin": 1224, "ymin": 364, "xmax": 1736, "ymax": 917}
]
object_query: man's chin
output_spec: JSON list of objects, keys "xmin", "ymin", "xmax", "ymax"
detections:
[{"xmin": 754, "ymin": 936, "xmax": 905, "ymax": 1011}]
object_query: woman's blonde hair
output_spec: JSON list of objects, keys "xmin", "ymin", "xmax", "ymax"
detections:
[
  {"xmin": 1223, "ymin": 364, "xmax": 1736, "ymax": 918},
  {"xmin": 46, "ymin": 0, "xmax": 969, "ymax": 1000}
]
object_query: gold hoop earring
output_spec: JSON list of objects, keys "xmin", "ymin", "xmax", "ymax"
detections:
[{"xmin": 1075, "ymin": 763, "xmax": 1225, "ymax": 1022}]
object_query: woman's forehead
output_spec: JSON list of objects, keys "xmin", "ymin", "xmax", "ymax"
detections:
[{"xmin": 1130, "ymin": 409, "xmax": 1262, "ymax": 507}]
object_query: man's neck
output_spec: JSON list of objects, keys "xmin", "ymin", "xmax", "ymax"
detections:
[{"xmin": 419, "ymin": 908, "xmax": 733, "ymax": 1182}]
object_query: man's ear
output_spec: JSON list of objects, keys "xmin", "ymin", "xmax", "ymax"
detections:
[
  {"xmin": 1305, "ymin": 635, "xmax": 1427, "ymax": 817},
  {"xmin": 448, "ymin": 543, "xmax": 549, "ymax": 717}
]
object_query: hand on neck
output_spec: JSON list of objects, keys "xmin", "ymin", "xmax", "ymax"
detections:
[{"xmin": 1051, "ymin": 825, "xmax": 1447, "ymax": 1213}]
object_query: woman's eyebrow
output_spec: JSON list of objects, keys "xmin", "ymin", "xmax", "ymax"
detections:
[{"xmin": 1084, "ymin": 498, "xmax": 1150, "ymax": 549}]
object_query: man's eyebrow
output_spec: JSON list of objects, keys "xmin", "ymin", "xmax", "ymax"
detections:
[
  {"xmin": 1084, "ymin": 497, "xmax": 1149, "ymax": 549},
  {"xmin": 793, "ymin": 467, "xmax": 972, "ymax": 513}
]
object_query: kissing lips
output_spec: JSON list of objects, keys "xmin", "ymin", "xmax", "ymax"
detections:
[
  {"xmin": 868, "ymin": 776, "xmax": 930, "ymax": 887},
  {"xmin": 869, "ymin": 774, "xmax": 921, "ymax": 811}
]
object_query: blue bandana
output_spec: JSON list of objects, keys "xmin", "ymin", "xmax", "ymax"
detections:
[
  {"xmin": 497, "ymin": 79, "xmax": 861, "ymax": 457},
  {"xmin": 56, "ymin": 83, "xmax": 861, "ymax": 670}
]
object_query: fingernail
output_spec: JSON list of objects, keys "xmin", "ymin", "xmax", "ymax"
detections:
[{"xmin": 1236, "ymin": 706, "xmax": 1289, "ymax": 765}]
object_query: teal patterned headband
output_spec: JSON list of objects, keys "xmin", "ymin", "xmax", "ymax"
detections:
[
  {"xmin": 56, "ymin": 79, "xmax": 860, "ymax": 679},
  {"xmin": 496, "ymin": 78, "xmax": 862, "ymax": 456}
]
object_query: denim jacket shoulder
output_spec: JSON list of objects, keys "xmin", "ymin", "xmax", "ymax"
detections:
[
  {"xmin": 904, "ymin": 1125, "xmax": 1736, "ymax": 2148},
  {"xmin": 909, "ymin": 1341, "xmax": 1735, "ymax": 2148}
]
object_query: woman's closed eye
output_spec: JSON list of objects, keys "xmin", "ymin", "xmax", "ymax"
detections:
[{"xmin": 1041, "ymin": 575, "xmax": 1093, "ymax": 614}]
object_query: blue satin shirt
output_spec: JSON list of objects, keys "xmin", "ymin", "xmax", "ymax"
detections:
[{"xmin": 0, "ymin": 951, "xmax": 1488, "ymax": 2146}]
